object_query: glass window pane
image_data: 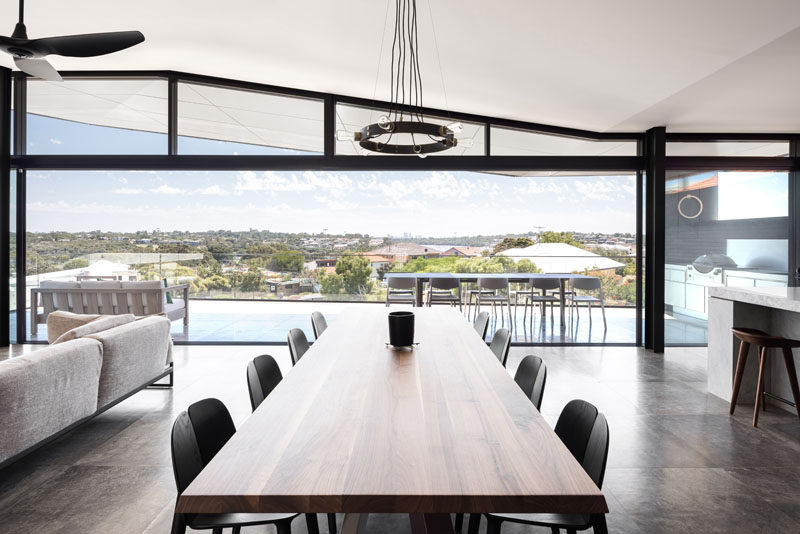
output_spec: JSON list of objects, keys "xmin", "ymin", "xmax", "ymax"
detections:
[
  {"xmin": 666, "ymin": 141, "xmax": 789, "ymax": 157},
  {"xmin": 664, "ymin": 170, "xmax": 789, "ymax": 346},
  {"xmin": 335, "ymin": 104, "xmax": 485, "ymax": 156},
  {"xmin": 26, "ymin": 78, "xmax": 168, "ymax": 154},
  {"xmin": 491, "ymin": 126, "xmax": 636, "ymax": 156},
  {"xmin": 178, "ymin": 83, "xmax": 323, "ymax": 155},
  {"xmin": 25, "ymin": 170, "xmax": 636, "ymax": 345}
]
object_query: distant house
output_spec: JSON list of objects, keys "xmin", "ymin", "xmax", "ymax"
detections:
[
  {"xmin": 498, "ymin": 243, "xmax": 624, "ymax": 273},
  {"xmin": 441, "ymin": 246, "xmax": 485, "ymax": 258},
  {"xmin": 311, "ymin": 258, "xmax": 338, "ymax": 274},
  {"xmin": 366, "ymin": 243, "xmax": 440, "ymax": 264},
  {"xmin": 363, "ymin": 254, "xmax": 395, "ymax": 277}
]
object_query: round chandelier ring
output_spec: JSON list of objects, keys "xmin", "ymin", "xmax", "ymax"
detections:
[{"xmin": 357, "ymin": 121, "xmax": 456, "ymax": 155}]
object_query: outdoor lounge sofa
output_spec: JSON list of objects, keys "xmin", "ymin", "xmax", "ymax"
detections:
[{"xmin": 30, "ymin": 280, "xmax": 189, "ymax": 335}]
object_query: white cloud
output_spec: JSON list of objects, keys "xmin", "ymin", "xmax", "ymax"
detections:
[
  {"xmin": 149, "ymin": 184, "xmax": 185, "ymax": 195},
  {"xmin": 195, "ymin": 185, "xmax": 229, "ymax": 196},
  {"xmin": 112, "ymin": 187, "xmax": 145, "ymax": 195},
  {"xmin": 49, "ymin": 138, "xmax": 62, "ymax": 145}
]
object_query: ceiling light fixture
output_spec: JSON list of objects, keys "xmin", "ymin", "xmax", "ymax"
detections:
[{"xmin": 353, "ymin": 0, "xmax": 458, "ymax": 156}]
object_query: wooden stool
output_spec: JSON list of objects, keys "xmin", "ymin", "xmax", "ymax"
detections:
[{"xmin": 730, "ymin": 327, "xmax": 800, "ymax": 427}]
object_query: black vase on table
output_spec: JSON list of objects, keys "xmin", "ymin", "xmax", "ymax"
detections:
[{"xmin": 388, "ymin": 311, "xmax": 415, "ymax": 348}]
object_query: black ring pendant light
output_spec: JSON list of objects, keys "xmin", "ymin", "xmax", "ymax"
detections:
[{"xmin": 357, "ymin": 0, "xmax": 457, "ymax": 156}]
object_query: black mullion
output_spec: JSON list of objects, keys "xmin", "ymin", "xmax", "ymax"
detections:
[
  {"xmin": 790, "ymin": 139, "xmax": 800, "ymax": 287},
  {"xmin": 11, "ymin": 154, "xmax": 643, "ymax": 172},
  {"xmin": 0, "ymin": 68, "xmax": 10, "ymax": 346},
  {"xmin": 13, "ymin": 77, "xmax": 25, "ymax": 344},
  {"xmin": 167, "ymin": 76, "xmax": 178, "ymax": 155},
  {"xmin": 645, "ymin": 127, "xmax": 666, "ymax": 353},
  {"xmin": 635, "ymin": 141, "xmax": 644, "ymax": 346}
]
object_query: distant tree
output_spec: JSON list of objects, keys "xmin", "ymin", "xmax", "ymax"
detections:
[
  {"xmin": 62, "ymin": 257, "xmax": 89, "ymax": 270},
  {"xmin": 267, "ymin": 251, "xmax": 305, "ymax": 273},
  {"xmin": 515, "ymin": 258, "xmax": 542, "ymax": 273},
  {"xmin": 207, "ymin": 242, "xmax": 233, "ymax": 262},
  {"xmin": 493, "ymin": 237, "xmax": 534, "ymax": 255},
  {"xmin": 335, "ymin": 254, "xmax": 373, "ymax": 294},
  {"xmin": 240, "ymin": 268, "xmax": 264, "ymax": 292},
  {"xmin": 319, "ymin": 271, "xmax": 344, "ymax": 294},
  {"xmin": 376, "ymin": 262, "xmax": 395, "ymax": 281},
  {"xmin": 204, "ymin": 274, "xmax": 231, "ymax": 291},
  {"xmin": 537, "ymin": 231, "xmax": 583, "ymax": 247}
]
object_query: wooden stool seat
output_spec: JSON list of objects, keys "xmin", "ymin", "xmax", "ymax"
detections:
[{"xmin": 730, "ymin": 327, "xmax": 800, "ymax": 427}]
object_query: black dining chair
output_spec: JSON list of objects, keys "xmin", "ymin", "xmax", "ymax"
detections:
[
  {"xmin": 489, "ymin": 328, "xmax": 511, "ymax": 366},
  {"xmin": 473, "ymin": 311, "xmax": 490, "ymax": 340},
  {"xmin": 311, "ymin": 311, "xmax": 328, "ymax": 339},
  {"xmin": 247, "ymin": 354, "xmax": 283, "ymax": 411},
  {"xmin": 514, "ymin": 355, "xmax": 547, "ymax": 410},
  {"xmin": 170, "ymin": 398, "xmax": 313, "ymax": 534},
  {"xmin": 468, "ymin": 399, "xmax": 610, "ymax": 534},
  {"xmin": 288, "ymin": 328, "xmax": 310, "ymax": 365},
  {"xmin": 246, "ymin": 357, "xmax": 339, "ymax": 534}
]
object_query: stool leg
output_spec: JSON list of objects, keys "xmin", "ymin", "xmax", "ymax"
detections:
[
  {"xmin": 781, "ymin": 347, "xmax": 800, "ymax": 420},
  {"xmin": 730, "ymin": 341, "xmax": 750, "ymax": 415},
  {"xmin": 754, "ymin": 346, "xmax": 767, "ymax": 427}
]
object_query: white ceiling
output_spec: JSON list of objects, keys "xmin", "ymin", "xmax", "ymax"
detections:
[{"xmin": 3, "ymin": 0, "xmax": 800, "ymax": 133}]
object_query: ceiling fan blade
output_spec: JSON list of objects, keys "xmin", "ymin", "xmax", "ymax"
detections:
[
  {"xmin": 14, "ymin": 57, "xmax": 62, "ymax": 81},
  {"xmin": 29, "ymin": 31, "xmax": 144, "ymax": 58}
]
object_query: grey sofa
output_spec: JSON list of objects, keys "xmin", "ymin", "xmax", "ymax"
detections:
[{"xmin": 0, "ymin": 315, "xmax": 173, "ymax": 468}]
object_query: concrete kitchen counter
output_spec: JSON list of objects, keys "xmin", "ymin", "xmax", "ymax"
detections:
[{"xmin": 707, "ymin": 285, "xmax": 800, "ymax": 411}]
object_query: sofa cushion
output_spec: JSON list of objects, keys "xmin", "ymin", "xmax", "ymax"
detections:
[
  {"xmin": 86, "ymin": 316, "xmax": 172, "ymax": 408},
  {"xmin": 0, "ymin": 338, "xmax": 103, "ymax": 465},
  {"xmin": 52, "ymin": 314, "xmax": 136, "ymax": 345},
  {"xmin": 46, "ymin": 311, "xmax": 101, "ymax": 344}
]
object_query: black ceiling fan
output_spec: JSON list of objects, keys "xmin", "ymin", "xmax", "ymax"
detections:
[{"xmin": 0, "ymin": 0, "xmax": 144, "ymax": 81}]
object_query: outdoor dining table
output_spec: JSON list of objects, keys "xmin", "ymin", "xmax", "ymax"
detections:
[
  {"xmin": 176, "ymin": 307, "xmax": 607, "ymax": 534},
  {"xmin": 383, "ymin": 272, "xmax": 599, "ymax": 329}
]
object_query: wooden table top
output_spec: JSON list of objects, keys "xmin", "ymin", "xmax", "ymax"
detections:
[{"xmin": 177, "ymin": 307, "xmax": 607, "ymax": 515}]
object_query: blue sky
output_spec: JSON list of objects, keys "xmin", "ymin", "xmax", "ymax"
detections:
[{"xmin": 24, "ymin": 115, "xmax": 637, "ymax": 235}]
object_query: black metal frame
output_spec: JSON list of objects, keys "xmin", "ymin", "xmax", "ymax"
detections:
[
  {"xmin": 0, "ymin": 68, "xmax": 9, "ymax": 346},
  {"xmin": 2, "ymin": 69, "xmax": 800, "ymax": 352}
]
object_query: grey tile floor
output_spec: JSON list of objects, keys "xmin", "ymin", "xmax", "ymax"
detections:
[{"xmin": 1, "ymin": 343, "xmax": 799, "ymax": 533}]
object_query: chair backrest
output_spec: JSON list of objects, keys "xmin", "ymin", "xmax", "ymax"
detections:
[
  {"xmin": 311, "ymin": 311, "xmax": 328, "ymax": 338},
  {"xmin": 489, "ymin": 328, "xmax": 511, "ymax": 366},
  {"xmin": 570, "ymin": 277, "xmax": 602, "ymax": 291},
  {"xmin": 473, "ymin": 311, "xmax": 490, "ymax": 339},
  {"xmin": 554, "ymin": 399, "xmax": 610, "ymax": 488},
  {"xmin": 287, "ymin": 328, "xmax": 310, "ymax": 365},
  {"xmin": 514, "ymin": 355, "xmax": 547, "ymax": 410},
  {"xmin": 388, "ymin": 277, "xmax": 415, "ymax": 290},
  {"xmin": 478, "ymin": 277, "xmax": 509, "ymax": 291},
  {"xmin": 430, "ymin": 277, "xmax": 459, "ymax": 290},
  {"xmin": 530, "ymin": 277, "xmax": 560, "ymax": 291},
  {"xmin": 247, "ymin": 354, "xmax": 283, "ymax": 411},
  {"xmin": 171, "ymin": 398, "xmax": 236, "ymax": 494}
]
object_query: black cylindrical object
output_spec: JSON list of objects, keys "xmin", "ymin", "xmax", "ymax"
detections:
[{"xmin": 388, "ymin": 311, "xmax": 415, "ymax": 347}]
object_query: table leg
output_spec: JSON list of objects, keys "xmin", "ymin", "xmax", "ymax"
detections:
[
  {"xmin": 416, "ymin": 279, "xmax": 424, "ymax": 307},
  {"xmin": 342, "ymin": 513, "xmax": 369, "ymax": 534},
  {"xmin": 559, "ymin": 278, "xmax": 567, "ymax": 331},
  {"xmin": 409, "ymin": 513, "xmax": 455, "ymax": 534}
]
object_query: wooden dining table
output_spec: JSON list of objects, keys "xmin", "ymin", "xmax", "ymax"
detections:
[{"xmin": 176, "ymin": 307, "xmax": 607, "ymax": 533}]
